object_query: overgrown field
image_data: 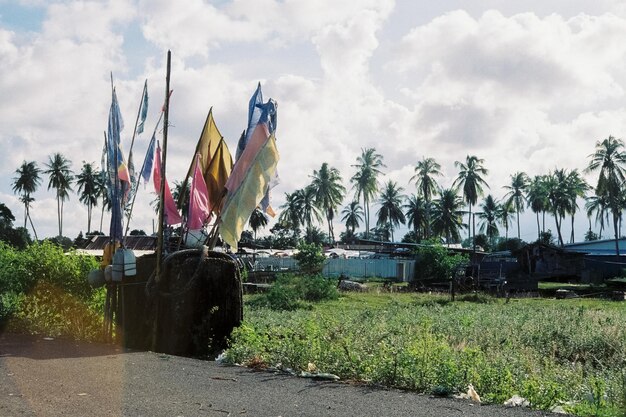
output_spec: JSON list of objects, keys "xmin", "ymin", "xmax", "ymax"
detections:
[{"xmin": 226, "ymin": 291, "xmax": 626, "ymax": 416}]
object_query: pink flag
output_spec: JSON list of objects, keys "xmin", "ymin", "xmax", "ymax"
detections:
[
  {"xmin": 153, "ymin": 142, "xmax": 183, "ymax": 225},
  {"xmin": 187, "ymin": 154, "xmax": 211, "ymax": 230}
]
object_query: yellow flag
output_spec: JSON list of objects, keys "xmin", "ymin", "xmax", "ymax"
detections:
[
  {"xmin": 186, "ymin": 107, "xmax": 222, "ymax": 181},
  {"xmin": 205, "ymin": 138, "xmax": 233, "ymax": 215},
  {"xmin": 220, "ymin": 133, "xmax": 279, "ymax": 251}
]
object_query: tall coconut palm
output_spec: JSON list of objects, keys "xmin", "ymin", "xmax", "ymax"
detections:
[
  {"xmin": 478, "ymin": 194, "xmax": 499, "ymax": 247},
  {"xmin": 586, "ymin": 136, "xmax": 626, "ymax": 256},
  {"xmin": 44, "ymin": 153, "xmax": 73, "ymax": 237},
  {"xmin": 12, "ymin": 160, "xmax": 41, "ymax": 240},
  {"xmin": 431, "ymin": 187, "xmax": 465, "ymax": 246},
  {"xmin": 503, "ymin": 172, "xmax": 529, "ymax": 239},
  {"xmin": 351, "ymin": 148, "xmax": 385, "ymax": 238},
  {"xmin": 411, "ymin": 157, "xmax": 441, "ymax": 238},
  {"xmin": 453, "ymin": 155, "xmax": 489, "ymax": 241},
  {"xmin": 249, "ymin": 207, "xmax": 268, "ymax": 243},
  {"xmin": 497, "ymin": 200, "xmax": 515, "ymax": 240},
  {"xmin": 341, "ymin": 201, "xmax": 364, "ymax": 235},
  {"xmin": 76, "ymin": 162, "xmax": 100, "ymax": 234},
  {"xmin": 565, "ymin": 169, "xmax": 589, "ymax": 243},
  {"xmin": 279, "ymin": 191, "xmax": 303, "ymax": 232},
  {"xmin": 404, "ymin": 194, "xmax": 428, "ymax": 242},
  {"xmin": 585, "ymin": 193, "xmax": 609, "ymax": 239},
  {"xmin": 544, "ymin": 169, "xmax": 572, "ymax": 246},
  {"xmin": 294, "ymin": 185, "xmax": 322, "ymax": 243},
  {"xmin": 309, "ymin": 163, "xmax": 346, "ymax": 244},
  {"xmin": 526, "ymin": 175, "xmax": 549, "ymax": 239},
  {"xmin": 376, "ymin": 180, "xmax": 405, "ymax": 242}
]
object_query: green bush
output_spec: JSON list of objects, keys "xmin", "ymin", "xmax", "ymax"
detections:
[
  {"xmin": 293, "ymin": 242, "xmax": 326, "ymax": 275},
  {"xmin": 262, "ymin": 274, "xmax": 338, "ymax": 310},
  {"xmin": 414, "ymin": 243, "xmax": 467, "ymax": 281}
]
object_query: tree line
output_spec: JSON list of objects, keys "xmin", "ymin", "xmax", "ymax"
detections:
[{"xmin": 7, "ymin": 136, "xmax": 626, "ymax": 255}]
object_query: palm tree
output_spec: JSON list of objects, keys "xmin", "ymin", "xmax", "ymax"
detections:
[
  {"xmin": 341, "ymin": 201, "xmax": 364, "ymax": 235},
  {"xmin": 249, "ymin": 207, "xmax": 268, "ymax": 243},
  {"xmin": 376, "ymin": 180, "xmax": 405, "ymax": 242},
  {"xmin": 497, "ymin": 200, "xmax": 515, "ymax": 240},
  {"xmin": 478, "ymin": 195, "xmax": 499, "ymax": 247},
  {"xmin": 44, "ymin": 153, "xmax": 73, "ymax": 237},
  {"xmin": 586, "ymin": 136, "xmax": 626, "ymax": 256},
  {"xmin": 526, "ymin": 175, "xmax": 549, "ymax": 239},
  {"xmin": 503, "ymin": 172, "xmax": 529, "ymax": 239},
  {"xmin": 279, "ymin": 191, "xmax": 303, "ymax": 232},
  {"xmin": 411, "ymin": 157, "xmax": 441, "ymax": 238},
  {"xmin": 12, "ymin": 161, "xmax": 41, "ymax": 240},
  {"xmin": 98, "ymin": 174, "xmax": 110, "ymax": 234},
  {"xmin": 545, "ymin": 169, "xmax": 572, "ymax": 246},
  {"xmin": 565, "ymin": 169, "xmax": 589, "ymax": 243},
  {"xmin": 76, "ymin": 162, "xmax": 100, "ymax": 234},
  {"xmin": 309, "ymin": 163, "xmax": 346, "ymax": 244},
  {"xmin": 294, "ymin": 186, "xmax": 322, "ymax": 243},
  {"xmin": 351, "ymin": 148, "xmax": 385, "ymax": 238},
  {"xmin": 585, "ymin": 193, "xmax": 608, "ymax": 239},
  {"xmin": 453, "ymin": 155, "xmax": 489, "ymax": 241},
  {"xmin": 431, "ymin": 187, "xmax": 465, "ymax": 246},
  {"xmin": 404, "ymin": 194, "xmax": 427, "ymax": 242}
]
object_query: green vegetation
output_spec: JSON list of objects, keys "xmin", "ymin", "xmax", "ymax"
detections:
[
  {"xmin": 250, "ymin": 273, "xmax": 338, "ymax": 310},
  {"xmin": 226, "ymin": 293, "xmax": 626, "ymax": 416},
  {"xmin": 0, "ymin": 241, "xmax": 102, "ymax": 340}
]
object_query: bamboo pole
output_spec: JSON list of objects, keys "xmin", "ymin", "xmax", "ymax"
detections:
[{"xmin": 156, "ymin": 51, "xmax": 171, "ymax": 285}]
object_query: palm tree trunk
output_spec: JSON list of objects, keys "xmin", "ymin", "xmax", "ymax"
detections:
[
  {"xmin": 27, "ymin": 211, "xmax": 38, "ymax": 241},
  {"xmin": 613, "ymin": 212, "xmax": 620, "ymax": 258},
  {"xmin": 100, "ymin": 203, "xmax": 105, "ymax": 233},
  {"xmin": 554, "ymin": 212, "xmax": 564, "ymax": 246},
  {"xmin": 467, "ymin": 204, "xmax": 472, "ymax": 240},
  {"xmin": 570, "ymin": 215, "xmax": 575, "ymax": 243},
  {"xmin": 542, "ymin": 211, "xmax": 546, "ymax": 234},
  {"xmin": 57, "ymin": 195, "xmax": 62, "ymax": 236},
  {"xmin": 516, "ymin": 209, "xmax": 520, "ymax": 239},
  {"xmin": 536, "ymin": 212, "xmax": 540, "ymax": 239}
]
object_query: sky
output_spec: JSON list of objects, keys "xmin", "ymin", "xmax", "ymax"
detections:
[{"xmin": 2, "ymin": 0, "xmax": 626, "ymax": 244}]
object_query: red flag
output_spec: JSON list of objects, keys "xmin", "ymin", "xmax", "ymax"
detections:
[
  {"xmin": 188, "ymin": 154, "xmax": 211, "ymax": 230},
  {"xmin": 153, "ymin": 142, "xmax": 182, "ymax": 225}
]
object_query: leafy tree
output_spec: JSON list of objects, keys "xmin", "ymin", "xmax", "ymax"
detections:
[
  {"xmin": 278, "ymin": 191, "xmax": 303, "ymax": 232},
  {"xmin": 249, "ymin": 207, "xmax": 268, "ymax": 244},
  {"xmin": 453, "ymin": 155, "xmax": 489, "ymax": 240},
  {"xmin": 260, "ymin": 223, "xmax": 300, "ymax": 249},
  {"xmin": 351, "ymin": 148, "xmax": 385, "ymax": 238},
  {"xmin": 341, "ymin": 201, "xmax": 364, "ymax": 235},
  {"xmin": 0, "ymin": 203, "xmax": 31, "ymax": 249},
  {"xmin": 376, "ymin": 180, "xmax": 405, "ymax": 242},
  {"xmin": 565, "ymin": 169, "xmax": 589, "ymax": 243},
  {"xmin": 404, "ymin": 194, "xmax": 427, "ymax": 243},
  {"xmin": 76, "ymin": 162, "xmax": 100, "ymax": 234},
  {"xmin": 44, "ymin": 153, "xmax": 73, "ymax": 237},
  {"xmin": 477, "ymin": 195, "xmax": 499, "ymax": 247},
  {"xmin": 172, "ymin": 181, "xmax": 190, "ymax": 216},
  {"xmin": 584, "ymin": 230, "xmax": 599, "ymax": 242},
  {"xmin": 411, "ymin": 157, "xmax": 441, "ymax": 238},
  {"xmin": 586, "ymin": 136, "xmax": 626, "ymax": 256},
  {"xmin": 294, "ymin": 186, "xmax": 322, "ymax": 243},
  {"xmin": 12, "ymin": 160, "xmax": 41, "ymax": 240},
  {"xmin": 585, "ymin": 193, "xmax": 609, "ymax": 239},
  {"xmin": 413, "ymin": 243, "xmax": 468, "ymax": 282},
  {"xmin": 431, "ymin": 188, "xmax": 465, "ymax": 246},
  {"xmin": 526, "ymin": 175, "xmax": 549, "ymax": 239},
  {"xmin": 129, "ymin": 229, "xmax": 146, "ymax": 236},
  {"xmin": 293, "ymin": 242, "xmax": 326, "ymax": 275},
  {"xmin": 503, "ymin": 172, "xmax": 529, "ymax": 239},
  {"xmin": 309, "ymin": 163, "xmax": 345, "ymax": 243}
]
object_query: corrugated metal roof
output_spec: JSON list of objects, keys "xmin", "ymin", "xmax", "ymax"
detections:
[{"xmin": 84, "ymin": 235, "xmax": 156, "ymax": 251}]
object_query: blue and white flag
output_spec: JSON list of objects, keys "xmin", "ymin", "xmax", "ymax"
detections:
[
  {"xmin": 136, "ymin": 80, "xmax": 149, "ymax": 135},
  {"xmin": 140, "ymin": 132, "xmax": 156, "ymax": 187}
]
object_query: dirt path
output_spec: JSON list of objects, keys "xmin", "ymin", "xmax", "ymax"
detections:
[{"xmin": 0, "ymin": 333, "xmax": 558, "ymax": 417}]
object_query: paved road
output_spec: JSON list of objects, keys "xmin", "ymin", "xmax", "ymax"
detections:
[{"xmin": 1, "ymin": 333, "xmax": 558, "ymax": 417}]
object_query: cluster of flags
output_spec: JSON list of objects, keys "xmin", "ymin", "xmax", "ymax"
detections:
[{"xmin": 104, "ymin": 80, "xmax": 279, "ymax": 250}]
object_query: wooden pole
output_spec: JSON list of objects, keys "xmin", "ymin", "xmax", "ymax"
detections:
[{"xmin": 152, "ymin": 50, "xmax": 171, "ymax": 352}]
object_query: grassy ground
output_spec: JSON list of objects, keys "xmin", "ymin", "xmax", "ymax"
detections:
[{"xmin": 226, "ymin": 291, "xmax": 626, "ymax": 416}]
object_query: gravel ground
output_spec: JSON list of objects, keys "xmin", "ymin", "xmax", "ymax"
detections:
[{"xmin": 0, "ymin": 333, "xmax": 560, "ymax": 417}]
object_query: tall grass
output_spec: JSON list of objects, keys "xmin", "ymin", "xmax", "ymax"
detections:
[{"xmin": 226, "ymin": 293, "xmax": 626, "ymax": 416}]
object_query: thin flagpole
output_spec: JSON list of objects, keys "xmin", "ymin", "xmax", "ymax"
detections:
[{"xmin": 123, "ymin": 110, "xmax": 164, "ymax": 238}]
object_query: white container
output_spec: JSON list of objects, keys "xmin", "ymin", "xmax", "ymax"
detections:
[{"xmin": 112, "ymin": 248, "xmax": 137, "ymax": 281}]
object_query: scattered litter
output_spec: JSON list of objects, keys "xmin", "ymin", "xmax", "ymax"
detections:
[
  {"xmin": 215, "ymin": 352, "xmax": 227, "ymax": 364},
  {"xmin": 43, "ymin": 337, "xmax": 54, "ymax": 341},
  {"xmin": 550, "ymin": 405, "xmax": 567, "ymax": 414},
  {"xmin": 307, "ymin": 362, "xmax": 317, "ymax": 373},
  {"xmin": 77, "ymin": 393, "xmax": 88, "ymax": 396},
  {"xmin": 504, "ymin": 395, "xmax": 530, "ymax": 408},
  {"xmin": 299, "ymin": 371, "xmax": 340, "ymax": 381}
]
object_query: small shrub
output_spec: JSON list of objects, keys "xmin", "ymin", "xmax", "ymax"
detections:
[
  {"xmin": 293, "ymin": 242, "xmax": 326, "ymax": 275},
  {"xmin": 262, "ymin": 274, "xmax": 338, "ymax": 310},
  {"xmin": 414, "ymin": 244, "xmax": 468, "ymax": 281}
]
